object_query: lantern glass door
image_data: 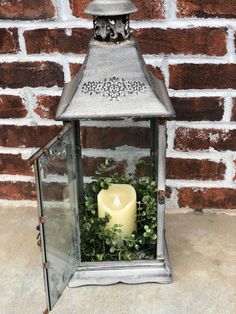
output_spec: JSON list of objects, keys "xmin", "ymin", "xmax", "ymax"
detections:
[
  {"xmin": 35, "ymin": 125, "xmax": 80, "ymax": 310},
  {"xmin": 79, "ymin": 119, "xmax": 158, "ymax": 263}
]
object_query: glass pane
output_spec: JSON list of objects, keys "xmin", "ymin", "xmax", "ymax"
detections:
[
  {"xmin": 79, "ymin": 119, "xmax": 157, "ymax": 262},
  {"xmin": 37, "ymin": 127, "xmax": 79, "ymax": 309}
]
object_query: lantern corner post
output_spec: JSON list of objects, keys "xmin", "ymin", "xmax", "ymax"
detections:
[
  {"xmin": 72, "ymin": 120, "xmax": 85, "ymax": 204},
  {"xmin": 156, "ymin": 119, "xmax": 172, "ymax": 281}
]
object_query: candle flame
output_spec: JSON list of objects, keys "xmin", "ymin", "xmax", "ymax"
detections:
[{"xmin": 113, "ymin": 195, "xmax": 122, "ymax": 208}]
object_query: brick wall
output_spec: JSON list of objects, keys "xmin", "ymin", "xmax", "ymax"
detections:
[{"xmin": 0, "ymin": 0, "xmax": 235, "ymax": 210}]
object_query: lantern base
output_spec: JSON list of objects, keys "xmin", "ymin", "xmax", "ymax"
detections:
[{"xmin": 69, "ymin": 237, "xmax": 172, "ymax": 287}]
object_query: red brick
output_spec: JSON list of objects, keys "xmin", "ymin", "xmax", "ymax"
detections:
[
  {"xmin": 0, "ymin": 181, "xmax": 36, "ymax": 200},
  {"xmin": 34, "ymin": 95, "xmax": 60, "ymax": 119},
  {"xmin": 231, "ymin": 98, "xmax": 236, "ymax": 121},
  {"xmin": 147, "ymin": 65, "xmax": 164, "ymax": 81},
  {"xmin": 177, "ymin": 0, "xmax": 236, "ymax": 19},
  {"xmin": 70, "ymin": 63, "xmax": 82, "ymax": 78},
  {"xmin": 170, "ymin": 64, "xmax": 236, "ymax": 89},
  {"xmin": 134, "ymin": 28, "xmax": 226, "ymax": 56},
  {"xmin": 24, "ymin": 28, "xmax": 92, "ymax": 54},
  {"xmin": 46, "ymin": 160, "xmax": 67, "ymax": 176},
  {"xmin": 42, "ymin": 157, "xmax": 127, "ymax": 178},
  {"xmin": 69, "ymin": 0, "xmax": 165, "ymax": 20},
  {"xmin": 178, "ymin": 188, "xmax": 236, "ymax": 209},
  {"xmin": 0, "ymin": 0, "xmax": 55, "ymax": 20},
  {"xmin": 0, "ymin": 154, "xmax": 33, "ymax": 176},
  {"xmin": 167, "ymin": 158, "xmax": 226, "ymax": 180},
  {"xmin": 0, "ymin": 125, "xmax": 62, "ymax": 148},
  {"xmin": 175, "ymin": 128, "xmax": 236, "ymax": 152},
  {"xmin": 135, "ymin": 156, "xmax": 226, "ymax": 180},
  {"xmin": 171, "ymin": 97, "xmax": 224, "ymax": 121},
  {"xmin": 42, "ymin": 182, "xmax": 68, "ymax": 202},
  {"xmin": 0, "ymin": 28, "xmax": 19, "ymax": 54},
  {"xmin": 132, "ymin": 0, "xmax": 165, "ymax": 20},
  {"xmin": 0, "ymin": 62, "xmax": 64, "ymax": 89},
  {"xmin": 0, "ymin": 95, "xmax": 27, "ymax": 118},
  {"xmin": 81, "ymin": 127, "xmax": 150, "ymax": 149},
  {"xmin": 69, "ymin": 0, "xmax": 91, "ymax": 19},
  {"xmin": 83, "ymin": 157, "xmax": 127, "ymax": 177}
]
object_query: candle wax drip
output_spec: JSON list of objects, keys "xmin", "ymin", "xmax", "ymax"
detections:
[{"xmin": 113, "ymin": 195, "xmax": 122, "ymax": 208}]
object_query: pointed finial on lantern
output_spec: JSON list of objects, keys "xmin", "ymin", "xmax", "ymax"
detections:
[{"xmin": 84, "ymin": 0, "xmax": 137, "ymax": 16}]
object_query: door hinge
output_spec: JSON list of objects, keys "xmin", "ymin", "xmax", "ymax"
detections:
[
  {"xmin": 36, "ymin": 225, "xmax": 41, "ymax": 249},
  {"xmin": 36, "ymin": 228, "xmax": 42, "ymax": 248},
  {"xmin": 43, "ymin": 262, "xmax": 50, "ymax": 270},
  {"xmin": 39, "ymin": 216, "xmax": 47, "ymax": 224}
]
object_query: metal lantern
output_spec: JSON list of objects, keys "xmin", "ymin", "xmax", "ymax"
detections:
[{"xmin": 31, "ymin": 0, "xmax": 175, "ymax": 312}]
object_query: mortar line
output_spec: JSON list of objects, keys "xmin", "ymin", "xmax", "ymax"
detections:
[
  {"xmin": 17, "ymin": 28, "xmax": 27, "ymax": 55},
  {"xmin": 222, "ymin": 93, "xmax": 233, "ymax": 122},
  {"xmin": 0, "ymin": 175, "xmax": 34, "ymax": 182},
  {"xmin": 168, "ymin": 90, "xmax": 229, "ymax": 97},
  {"xmin": 166, "ymin": 179, "xmax": 236, "ymax": 188},
  {"xmin": 174, "ymin": 121, "xmax": 236, "ymax": 129},
  {"xmin": 22, "ymin": 88, "xmax": 38, "ymax": 121},
  {"xmin": 224, "ymin": 152, "xmax": 235, "ymax": 185},
  {"xmin": 165, "ymin": 0, "xmax": 177, "ymax": 20},
  {"xmin": 166, "ymin": 120, "xmax": 176, "ymax": 153},
  {"xmin": 226, "ymin": 26, "xmax": 236, "ymax": 63},
  {"xmin": 166, "ymin": 151, "xmax": 230, "ymax": 161},
  {"xmin": 0, "ymin": 54, "xmax": 230, "ymax": 64},
  {"xmin": 0, "ymin": 118, "xmax": 62, "ymax": 126},
  {"xmin": 54, "ymin": 0, "xmax": 74, "ymax": 21},
  {"xmin": 3, "ymin": 18, "xmax": 236, "ymax": 29}
]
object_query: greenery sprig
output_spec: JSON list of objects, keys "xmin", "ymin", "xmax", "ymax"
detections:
[{"xmin": 79, "ymin": 159, "xmax": 158, "ymax": 261}]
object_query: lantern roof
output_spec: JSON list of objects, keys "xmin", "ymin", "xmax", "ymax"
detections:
[
  {"xmin": 56, "ymin": 38, "xmax": 175, "ymax": 121},
  {"xmin": 84, "ymin": 0, "xmax": 138, "ymax": 16}
]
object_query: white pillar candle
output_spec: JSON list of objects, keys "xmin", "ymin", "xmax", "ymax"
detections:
[{"xmin": 98, "ymin": 184, "xmax": 137, "ymax": 236}]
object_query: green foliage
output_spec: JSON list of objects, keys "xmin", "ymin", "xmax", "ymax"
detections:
[{"xmin": 79, "ymin": 159, "xmax": 158, "ymax": 261}]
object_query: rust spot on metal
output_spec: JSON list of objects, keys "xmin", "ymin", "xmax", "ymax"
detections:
[
  {"xmin": 43, "ymin": 148, "xmax": 50, "ymax": 156},
  {"xmin": 43, "ymin": 262, "xmax": 50, "ymax": 270},
  {"xmin": 39, "ymin": 216, "xmax": 47, "ymax": 224}
]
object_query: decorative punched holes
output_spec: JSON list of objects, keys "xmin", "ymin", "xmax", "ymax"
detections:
[{"xmin": 81, "ymin": 77, "xmax": 147, "ymax": 101}]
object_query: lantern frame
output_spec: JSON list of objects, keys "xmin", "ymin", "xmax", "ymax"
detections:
[
  {"xmin": 31, "ymin": 118, "xmax": 171, "ymax": 311},
  {"xmin": 68, "ymin": 118, "xmax": 171, "ymax": 288},
  {"xmin": 31, "ymin": 1, "xmax": 175, "ymax": 311}
]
